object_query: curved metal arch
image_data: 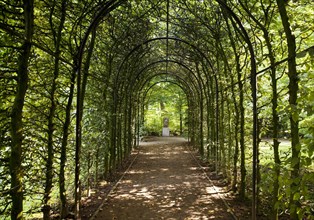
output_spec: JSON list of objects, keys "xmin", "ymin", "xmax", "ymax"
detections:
[
  {"xmin": 73, "ymin": 1, "xmax": 125, "ymax": 217},
  {"xmin": 76, "ymin": 1, "xmax": 255, "ymax": 108},
  {"xmin": 132, "ymin": 74, "xmax": 197, "ymax": 143},
  {"xmin": 77, "ymin": 1, "xmax": 253, "ymax": 82},
  {"xmin": 129, "ymin": 72, "xmax": 200, "ymax": 127},
  {"xmin": 141, "ymin": 80, "xmax": 191, "ymax": 108},
  {"xmin": 125, "ymin": 59, "xmax": 210, "ymax": 125},
  {"xmin": 124, "ymin": 69, "xmax": 202, "ymax": 126},
  {"xmin": 115, "ymin": 60, "xmax": 202, "ymax": 98},
  {"xmin": 120, "ymin": 50, "xmax": 212, "ymax": 100},
  {"xmin": 124, "ymin": 60, "xmax": 201, "ymax": 93},
  {"xmin": 111, "ymin": 37, "xmax": 217, "ymax": 118},
  {"xmin": 77, "ymin": 0, "xmax": 125, "ymax": 69},
  {"xmin": 116, "ymin": 36, "xmax": 214, "ymax": 76},
  {"xmin": 139, "ymin": 80, "xmax": 193, "ymax": 126},
  {"xmin": 118, "ymin": 59, "xmax": 204, "ymax": 100},
  {"xmin": 123, "ymin": 61, "xmax": 212, "ymax": 154},
  {"xmin": 215, "ymin": 2, "xmax": 258, "ymax": 217},
  {"xmin": 134, "ymin": 72, "xmax": 199, "ymax": 110},
  {"xmin": 76, "ymin": 1, "xmax": 255, "ymax": 112},
  {"xmin": 115, "ymin": 60, "xmax": 201, "ymax": 122},
  {"xmin": 75, "ymin": 1, "xmax": 258, "ymax": 218},
  {"xmin": 113, "ymin": 37, "xmax": 216, "ymax": 97},
  {"xmin": 114, "ymin": 68, "xmax": 197, "ymax": 115},
  {"xmin": 114, "ymin": 39, "xmax": 217, "ymax": 140},
  {"xmin": 136, "ymin": 72, "xmax": 198, "ymax": 99},
  {"xmin": 124, "ymin": 66, "xmax": 207, "ymax": 151}
]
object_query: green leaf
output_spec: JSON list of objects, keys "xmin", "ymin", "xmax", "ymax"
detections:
[
  {"xmin": 293, "ymin": 192, "xmax": 300, "ymax": 201},
  {"xmin": 308, "ymin": 46, "xmax": 314, "ymax": 57},
  {"xmin": 292, "ymin": 110, "xmax": 299, "ymax": 123},
  {"xmin": 291, "ymin": 157, "xmax": 300, "ymax": 167}
]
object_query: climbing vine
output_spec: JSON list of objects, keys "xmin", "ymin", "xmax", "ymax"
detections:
[{"xmin": 0, "ymin": 0, "xmax": 313, "ymax": 219}]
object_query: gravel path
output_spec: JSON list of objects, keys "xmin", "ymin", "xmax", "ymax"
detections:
[{"xmin": 92, "ymin": 137, "xmax": 234, "ymax": 220}]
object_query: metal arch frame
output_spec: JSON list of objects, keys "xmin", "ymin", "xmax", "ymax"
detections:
[
  {"xmin": 132, "ymin": 73, "xmax": 197, "ymax": 147},
  {"xmin": 122, "ymin": 59, "xmax": 204, "ymax": 114},
  {"xmin": 120, "ymin": 59, "xmax": 215, "ymax": 155},
  {"xmin": 118, "ymin": 52, "xmax": 212, "ymax": 114},
  {"xmin": 140, "ymin": 77, "xmax": 193, "ymax": 115},
  {"xmin": 75, "ymin": 0, "xmax": 258, "ymax": 218},
  {"xmin": 115, "ymin": 43, "xmax": 212, "ymax": 110},
  {"xmin": 215, "ymin": 2, "xmax": 258, "ymax": 217},
  {"xmin": 112, "ymin": 58, "xmax": 203, "ymax": 119},
  {"xmin": 113, "ymin": 37, "xmax": 216, "ymax": 94},
  {"xmin": 137, "ymin": 72, "xmax": 197, "ymax": 98},
  {"xmin": 112, "ymin": 37, "xmax": 219, "ymax": 154},
  {"xmin": 112, "ymin": 37, "xmax": 215, "ymax": 102},
  {"xmin": 125, "ymin": 59, "xmax": 203, "ymax": 95},
  {"xmin": 140, "ymin": 79, "xmax": 192, "ymax": 137},
  {"xmin": 115, "ymin": 58, "xmax": 204, "ymax": 127},
  {"xmin": 95, "ymin": 32, "xmax": 219, "ymax": 157},
  {"xmin": 73, "ymin": 1, "xmax": 126, "ymax": 217},
  {"xmin": 133, "ymin": 72, "xmax": 198, "ymax": 108},
  {"xmin": 136, "ymin": 73, "xmax": 198, "ymax": 124},
  {"xmin": 141, "ymin": 80, "xmax": 192, "ymax": 108},
  {"xmin": 116, "ymin": 59, "xmax": 204, "ymax": 144},
  {"xmin": 118, "ymin": 58, "xmax": 207, "ymax": 151}
]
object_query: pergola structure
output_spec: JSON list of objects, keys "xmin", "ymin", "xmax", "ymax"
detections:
[
  {"xmin": 74, "ymin": 0, "xmax": 258, "ymax": 218},
  {"xmin": 4, "ymin": 0, "xmax": 311, "ymax": 219}
]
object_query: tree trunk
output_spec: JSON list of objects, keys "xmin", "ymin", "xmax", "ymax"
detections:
[
  {"xmin": 275, "ymin": 1, "xmax": 300, "ymax": 219},
  {"xmin": 219, "ymin": 90, "xmax": 226, "ymax": 175},
  {"xmin": 180, "ymin": 110, "xmax": 183, "ymax": 136},
  {"xmin": 231, "ymin": 92, "xmax": 239, "ymax": 192},
  {"xmin": 87, "ymin": 152, "xmax": 92, "ymax": 197},
  {"xmin": 43, "ymin": 1, "xmax": 67, "ymax": 219},
  {"xmin": 117, "ymin": 116, "xmax": 122, "ymax": 166},
  {"xmin": 238, "ymin": 68, "xmax": 246, "ymax": 200},
  {"xmin": 237, "ymin": 1, "xmax": 281, "ymax": 215},
  {"xmin": 196, "ymin": 63, "xmax": 204, "ymax": 157},
  {"xmin": 223, "ymin": 17, "xmax": 241, "ymax": 194},
  {"xmin": 218, "ymin": 40, "xmax": 238, "ymax": 186},
  {"xmin": 256, "ymin": 118, "xmax": 262, "ymax": 215},
  {"xmin": 75, "ymin": 26, "xmax": 97, "ymax": 219},
  {"xmin": 95, "ymin": 146, "xmax": 99, "ymax": 185},
  {"xmin": 110, "ymin": 96, "xmax": 117, "ymax": 172},
  {"xmin": 265, "ymin": 31, "xmax": 281, "ymax": 220},
  {"xmin": 9, "ymin": 1, "xmax": 34, "ymax": 219},
  {"xmin": 215, "ymin": 77, "xmax": 219, "ymax": 173},
  {"xmin": 226, "ymin": 94, "xmax": 233, "ymax": 181},
  {"xmin": 59, "ymin": 67, "xmax": 75, "ymax": 219},
  {"xmin": 260, "ymin": 24, "xmax": 281, "ymax": 220}
]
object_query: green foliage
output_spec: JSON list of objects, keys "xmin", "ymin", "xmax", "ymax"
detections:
[
  {"xmin": 0, "ymin": 0, "xmax": 314, "ymax": 219},
  {"xmin": 143, "ymin": 82, "xmax": 188, "ymax": 136}
]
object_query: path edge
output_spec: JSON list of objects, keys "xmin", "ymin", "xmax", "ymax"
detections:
[
  {"xmin": 89, "ymin": 149, "xmax": 140, "ymax": 220},
  {"xmin": 187, "ymin": 146, "xmax": 238, "ymax": 220}
]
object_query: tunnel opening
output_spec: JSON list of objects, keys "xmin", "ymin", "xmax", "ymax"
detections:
[
  {"xmin": 1, "ymin": 0, "xmax": 313, "ymax": 219},
  {"xmin": 142, "ymin": 81, "xmax": 188, "ymax": 137}
]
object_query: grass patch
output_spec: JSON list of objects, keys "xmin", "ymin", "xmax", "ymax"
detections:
[{"xmin": 259, "ymin": 139, "xmax": 291, "ymax": 165}]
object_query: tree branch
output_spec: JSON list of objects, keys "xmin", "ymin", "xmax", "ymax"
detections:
[{"xmin": 0, "ymin": 23, "xmax": 74, "ymax": 67}]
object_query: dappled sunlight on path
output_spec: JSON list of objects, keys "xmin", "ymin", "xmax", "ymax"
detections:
[{"xmin": 92, "ymin": 137, "xmax": 234, "ymax": 219}]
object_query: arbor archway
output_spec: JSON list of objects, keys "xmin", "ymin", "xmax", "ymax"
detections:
[{"xmin": 1, "ymin": 0, "xmax": 313, "ymax": 219}]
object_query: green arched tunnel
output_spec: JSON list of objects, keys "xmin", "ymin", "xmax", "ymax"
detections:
[{"xmin": 2, "ymin": 0, "xmax": 314, "ymax": 219}]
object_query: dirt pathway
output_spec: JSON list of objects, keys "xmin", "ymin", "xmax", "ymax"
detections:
[{"xmin": 92, "ymin": 137, "xmax": 234, "ymax": 220}]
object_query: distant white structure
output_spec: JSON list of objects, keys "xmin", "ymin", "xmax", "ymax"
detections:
[
  {"xmin": 162, "ymin": 117, "xmax": 170, "ymax": 136},
  {"xmin": 162, "ymin": 127, "xmax": 170, "ymax": 136}
]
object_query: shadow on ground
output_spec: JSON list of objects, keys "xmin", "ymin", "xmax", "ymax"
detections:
[{"xmin": 92, "ymin": 137, "xmax": 234, "ymax": 220}]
